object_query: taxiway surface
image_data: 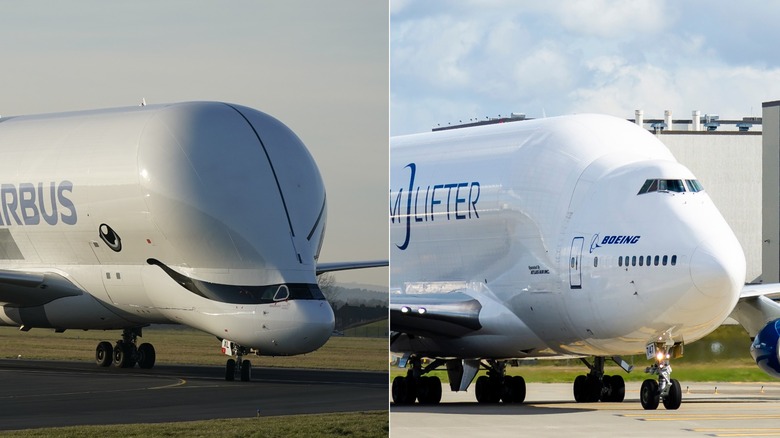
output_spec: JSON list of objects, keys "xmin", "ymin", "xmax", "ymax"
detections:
[
  {"xmin": 0, "ymin": 359, "xmax": 386, "ymax": 430},
  {"xmin": 391, "ymin": 381, "xmax": 780, "ymax": 437}
]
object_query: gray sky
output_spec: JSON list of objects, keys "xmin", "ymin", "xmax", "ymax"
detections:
[
  {"xmin": 391, "ymin": 0, "xmax": 780, "ymax": 135},
  {"xmin": 0, "ymin": 1, "xmax": 388, "ymax": 287}
]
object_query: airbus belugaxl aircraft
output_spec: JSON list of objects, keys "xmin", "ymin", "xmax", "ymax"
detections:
[
  {"xmin": 0, "ymin": 101, "xmax": 385, "ymax": 381},
  {"xmin": 390, "ymin": 113, "xmax": 780, "ymax": 410}
]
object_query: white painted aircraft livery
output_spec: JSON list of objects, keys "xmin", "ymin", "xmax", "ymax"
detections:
[
  {"xmin": 0, "ymin": 101, "xmax": 386, "ymax": 381},
  {"xmin": 390, "ymin": 113, "xmax": 780, "ymax": 410}
]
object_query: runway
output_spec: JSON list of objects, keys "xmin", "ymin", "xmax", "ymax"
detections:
[
  {"xmin": 391, "ymin": 381, "xmax": 780, "ymax": 437},
  {"xmin": 0, "ymin": 359, "xmax": 386, "ymax": 431}
]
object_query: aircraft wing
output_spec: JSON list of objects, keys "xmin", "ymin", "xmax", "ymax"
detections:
[
  {"xmin": 730, "ymin": 283, "xmax": 780, "ymax": 337},
  {"xmin": 390, "ymin": 292, "xmax": 482, "ymax": 338},
  {"xmin": 316, "ymin": 260, "xmax": 387, "ymax": 275},
  {"xmin": 0, "ymin": 269, "xmax": 83, "ymax": 307}
]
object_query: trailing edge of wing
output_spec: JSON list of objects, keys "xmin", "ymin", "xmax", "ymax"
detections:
[
  {"xmin": 316, "ymin": 260, "xmax": 388, "ymax": 275},
  {"xmin": 390, "ymin": 292, "xmax": 482, "ymax": 338},
  {"xmin": 0, "ymin": 269, "xmax": 83, "ymax": 307}
]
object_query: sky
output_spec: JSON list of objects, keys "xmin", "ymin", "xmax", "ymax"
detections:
[
  {"xmin": 391, "ymin": 0, "xmax": 780, "ymax": 136},
  {"xmin": 0, "ymin": 1, "xmax": 388, "ymax": 287}
]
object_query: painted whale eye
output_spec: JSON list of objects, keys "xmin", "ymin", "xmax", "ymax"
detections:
[{"xmin": 99, "ymin": 223, "xmax": 122, "ymax": 252}]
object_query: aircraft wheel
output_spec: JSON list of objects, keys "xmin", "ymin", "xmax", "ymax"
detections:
[
  {"xmin": 662, "ymin": 378, "xmax": 682, "ymax": 410},
  {"xmin": 573, "ymin": 375, "xmax": 586, "ymax": 402},
  {"xmin": 95, "ymin": 341, "xmax": 113, "ymax": 367},
  {"xmin": 502, "ymin": 375, "xmax": 526, "ymax": 403},
  {"xmin": 640, "ymin": 379, "xmax": 660, "ymax": 410},
  {"xmin": 416, "ymin": 376, "xmax": 442, "ymax": 404},
  {"xmin": 113, "ymin": 341, "xmax": 136, "ymax": 368},
  {"xmin": 604, "ymin": 375, "xmax": 625, "ymax": 402},
  {"xmin": 427, "ymin": 376, "xmax": 442, "ymax": 404},
  {"xmin": 416, "ymin": 376, "xmax": 431, "ymax": 403},
  {"xmin": 475, "ymin": 375, "xmax": 489, "ymax": 403},
  {"xmin": 137, "ymin": 343, "xmax": 156, "ymax": 369},
  {"xmin": 240, "ymin": 359, "xmax": 252, "ymax": 381},
  {"xmin": 391, "ymin": 376, "xmax": 406, "ymax": 404},
  {"xmin": 225, "ymin": 358, "xmax": 236, "ymax": 381}
]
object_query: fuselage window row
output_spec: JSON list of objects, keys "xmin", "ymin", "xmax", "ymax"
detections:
[{"xmin": 610, "ymin": 254, "xmax": 677, "ymax": 268}]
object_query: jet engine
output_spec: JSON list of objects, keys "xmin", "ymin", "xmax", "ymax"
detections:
[{"xmin": 751, "ymin": 319, "xmax": 780, "ymax": 378}]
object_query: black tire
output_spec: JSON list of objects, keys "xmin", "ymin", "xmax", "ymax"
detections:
[
  {"xmin": 137, "ymin": 343, "xmax": 156, "ymax": 369},
  {"xmin": 507, "ymin": 375, "xmax": 526, "ymax": 403},
  {"xmin": 225, "ymin": 358, "xmax": 236, "ymax": 381},
  {"xmin": 96, "ymin": 341, "xmax": 113, "ymax": 367},
  {"xmin": 113, "ymin": 341, "xmax": 135, "ymax": 368},
  {"xmin": 416, "ymin": 376, "xmax": 431, "ymax": 404},
  {"xmin": 475, "ymin": 375, "xmax": 489, "ymax": 403},
  {"xmin": 609, "ymin": 375, "xmax": 625, "ymax": 403},
  {"xmin": 640, "ymin": 379, "xmax": 660, "ymax": 410},
  {"xmin": 392, "ymin": 376, "xmax": 408, "ymax": 404},
  {"xmin": 240, "ymin": 359, "xmax": 252, "ymax": 382},
  {"xmin": 573, "ymin": 375, "xmax": 586, "ymax": 402},
  {"xmin": 427, "ymin": 376, "xmax": 442, "ymax": 404},
  {"xmin": 662, "ymin": 378, "xmax": 682, "ymax": 410},
  {"xmin": 584, "ymin": 375, "xmax": 601, "ymax": 402}
]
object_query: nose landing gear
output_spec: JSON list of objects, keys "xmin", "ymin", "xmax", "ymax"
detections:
[
  {"xmin": 222, "ymin": 339, "xmax": 252, "ymax": 382},
  {"xmin": 640, "ymin": 342, "xmax": 682, "ymax": 410}
]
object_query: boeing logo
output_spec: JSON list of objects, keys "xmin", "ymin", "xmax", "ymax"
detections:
[
  {"xmin": 390, "ymin": 163, "xmax": 480, "ymax": 250},
  {"xmin": 0, "ymin": 181, "xmax": 77, "ymax": 226},
  {"xmin": 591, "ymin": 233, "xmax": 641, "ymax": 252}
]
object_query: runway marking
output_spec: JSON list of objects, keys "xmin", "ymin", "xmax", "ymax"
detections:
[
  {"xmin": 621, "ymin": 414, "xmax": 780, "ymax": 421},
  {"xmin": 690, "ymin": 429, "xmax": 780, "ymax": 437},
  {"xmin": 149, "ymin": 378, "xmax": 187, "ymax": 389}
]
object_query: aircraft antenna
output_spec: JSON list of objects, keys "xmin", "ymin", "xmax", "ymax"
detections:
[{"xmin": 139, "ymin": 98, "xmax": 147, "ymax": 107}]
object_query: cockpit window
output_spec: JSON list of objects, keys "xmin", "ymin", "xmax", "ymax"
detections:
[
  {"xmin": 686, "ymin": 179, "xmax": 704, "ymax": 192},
  {"xmin": 638, "ymin": 179, "xmax": 703, "ymax": 195}
]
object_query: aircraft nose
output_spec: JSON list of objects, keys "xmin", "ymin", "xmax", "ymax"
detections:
[
  {"xmin": 689, "ymin": 238, "xmax": 745, "ymax": 300},
  {"xmin": 291, "ymin": 301, "xmax": 335, "ymax": 353}
]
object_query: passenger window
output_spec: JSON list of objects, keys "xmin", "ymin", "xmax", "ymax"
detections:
[
  {"xmin": 618, "ymin": 256, "xmax": 623, "ymax": 267},
  {"xmin": 663, "ymin": 255, "xmax": 668, "ymax": 266},
  {"xmin": 639, "ymin": 256, "xmax": 644, "ymax": 266},
  {"xmin": 671, "ymin": 255, "xmax": 677, "ymax": 266},
  {"xmin": 632, "ymin": 256, "xmax": 636, "ymax": 266},
  {"xmin": 594, "ymin": 257, "xmax": 598, "ymax": 268},
  {"xmin": 654, "ymin": 255, "xmax": 659, "ymax": 266}
]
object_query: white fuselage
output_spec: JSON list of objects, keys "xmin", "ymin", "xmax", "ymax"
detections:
[
  {"xmin": 0, "ymin": 102, "xmax": 334, "ymax": 355},
  {"xmin": 390, "ymin": 114, "xmax": 745, "ymax": 359}
]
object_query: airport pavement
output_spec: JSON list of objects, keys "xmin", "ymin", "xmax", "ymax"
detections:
[
  {"xmin": 0, "ymin": 359, "xmax": 386, "ymax": 431},
  {"xmin": 391, "ymin": 381, "xmax": 780, "ymax": 437}
]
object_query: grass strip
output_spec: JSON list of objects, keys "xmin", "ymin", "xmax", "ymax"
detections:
[{"xmin": 1, "ymin": 411, "xmax": 388, "ymax": 438}]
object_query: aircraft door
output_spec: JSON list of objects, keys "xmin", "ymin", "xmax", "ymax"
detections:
[{"xmin": 569, "ymin": 237, "xmax": 584, "ymax": 289}]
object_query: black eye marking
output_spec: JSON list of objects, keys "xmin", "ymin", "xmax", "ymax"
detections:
[{"xmin": 99, "ymin": 223, "xmax": 122, "ymax": 252}]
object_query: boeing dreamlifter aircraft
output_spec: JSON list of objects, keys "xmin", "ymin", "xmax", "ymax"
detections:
[
  {"xmin": 390, "ymin": 113, "xmax": 780, "ymax": 410},
  {"xmin": 0, "ymin": 101, "xmax": 385, "ymax": 381}
]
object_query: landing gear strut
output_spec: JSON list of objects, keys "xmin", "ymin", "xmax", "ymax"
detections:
[
  {"xmin": 222, "ymin": 340, "xmax": 252, "ymax": 382},
  {"xmin": 94, "ymin": 328, "xmax": 156, "ymax": 369},
  {"xmin": 572, "ymin": 356, "xmax": 626, "ymax": 403},
  {"xmin": 640, "ymin": 342, "xmax": 682, "ymax": 410}
]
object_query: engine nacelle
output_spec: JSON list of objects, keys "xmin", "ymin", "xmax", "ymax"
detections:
[{"xmin": 751, "ymin": 319, "xmax": 780, "ymax": 378}]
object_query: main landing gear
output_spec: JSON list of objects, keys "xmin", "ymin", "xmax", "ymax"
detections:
[
  {"xmin": 95, "ymin": 328, "xmax": 156, "ymax": 369},
  {"xmin": 221, "ymin": 339, "xmax": 252, "ymax": 382},
  {"xmin": 640, "ymin": 342, "xmax": 682, "ymax": 410},
  {"xmin": 391, "ymin": 357, "xmax": 526, "ymax": 405},
  {"xmin": 572, "ymin": 356, "xmax": 626, "ymax": 403}
]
